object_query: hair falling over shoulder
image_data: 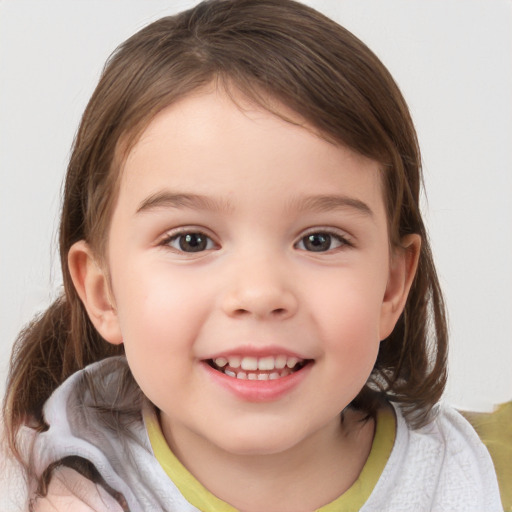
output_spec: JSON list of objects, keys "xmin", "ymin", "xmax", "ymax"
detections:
[
  {"xmin": 3, "ymin": 0, "xmax": 448, "ymax": 468},
  {"xmin": 3, "ymin": 297, "xmax": 123, "ymax": 465}
]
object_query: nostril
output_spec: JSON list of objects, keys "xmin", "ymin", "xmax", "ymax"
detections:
[{"xmin": 272, "ymin": 308, "xmax": 287, "ymax": 316}]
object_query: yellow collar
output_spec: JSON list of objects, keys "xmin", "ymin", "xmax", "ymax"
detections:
[{"xmin": 145, "ymin": 406, "xmax": 396, "ymax": 512}]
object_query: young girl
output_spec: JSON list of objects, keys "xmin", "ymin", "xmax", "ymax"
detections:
[{"xmin": 2, "ymin": 0, "xmax": 502, "ymax": 510}]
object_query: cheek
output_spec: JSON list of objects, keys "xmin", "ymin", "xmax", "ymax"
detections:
[
  {"xmin": 310, "ymin": 273, "xmax": 385, "ymax": 377},
  {"xmin": 312, "ymin": 271, "xmax": 386, "ymax": 337},
  {"xmin": 322, "ymin": 307, "xmax": 381, "ymax": 373},
  {"xmin": 112, "ymin": 264, "xmax": 211, "ymax": 353},
  {"xmin": 112, "ymin": 267, "xmax": 212, "ymax": 405}
]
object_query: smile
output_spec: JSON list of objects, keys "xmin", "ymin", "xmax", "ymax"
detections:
[{"xmin": 208, "ymin": 355, "xmax": 310, "ymax": 380}]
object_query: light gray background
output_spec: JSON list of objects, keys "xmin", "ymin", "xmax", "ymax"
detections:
[
  {"xmin": 1, "ymin": 0, "xmax": 511, "ymax": 433},
  {"xmin": 1, "ymin": 0, "xmax": 511, "ymax": 507}
]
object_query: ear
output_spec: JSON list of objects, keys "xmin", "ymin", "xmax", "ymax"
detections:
[
  {"xmin": 68, "ymin": 240, "xmax": 123, "ymax": 345},
  {"xmin": 379, "ymin": 234, "xmax": 421, "ymax": 340}
]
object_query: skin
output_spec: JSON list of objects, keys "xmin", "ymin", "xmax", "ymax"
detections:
[{"xmin": 69, "ymin": 87, "xmax": 420, "ymax": 512}]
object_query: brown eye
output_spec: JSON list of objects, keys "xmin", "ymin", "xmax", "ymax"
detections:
[
  {"xmin": 167, "ymin": 232, "xmax": 214, "ymax": 252},
  {"xmin": 296, "ymin": 232, "xmax": 347, "ymax": 252}
]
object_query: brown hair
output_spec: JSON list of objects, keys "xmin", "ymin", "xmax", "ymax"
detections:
[{"xmin": 3, "ymin": 0, "xmax": 447, "ymax": 469}]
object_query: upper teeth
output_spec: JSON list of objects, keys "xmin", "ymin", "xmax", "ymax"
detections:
[{"xmin": 213, "ymin": 355, "xmax": 301, "ymax": 371}]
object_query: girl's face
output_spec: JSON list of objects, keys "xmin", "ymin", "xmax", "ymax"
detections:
[{"xmin": 77, "ymin": 87, "xmax": 415, "ymax": 460}]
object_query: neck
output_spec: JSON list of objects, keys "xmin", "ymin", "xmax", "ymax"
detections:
[{"xmin": 163, "ymin": 409, "xmax": 375, "ymax": 512}]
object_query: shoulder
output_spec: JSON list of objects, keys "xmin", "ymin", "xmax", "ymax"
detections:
[
  {"xmin": 424, "ymin": 404, "xmax": 503, "ymax": 510},
  {"xmin": 424, "ymin": 404, "xmax": 498, "ymax": 468},
  {"xmin": 363, "ymin": 403, "xmax": 502, "ymax": 512},
  {"xmin": 30, "ymin": 466, "xmax": 125, "ymax": 512},
  {"xmin": 28, "ymin": 358, "xmax": 145, "ymax": 509},
  {"xmin": 27, "ymin": 359, "xmax": 199, "ymax": 511}
]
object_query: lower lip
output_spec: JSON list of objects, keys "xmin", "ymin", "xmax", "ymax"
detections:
[{"xmin": 202, "ymin": 362, "xmax": 312, "ymax": 402}]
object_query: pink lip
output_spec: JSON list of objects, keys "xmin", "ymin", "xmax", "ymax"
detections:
[
  {"xmin": 201, "ymin": 360, "xmax": 312, "ymax": 402},
  {"xmin": 204, "ymin": 345, "xmax": 307, "ymax": 360}
]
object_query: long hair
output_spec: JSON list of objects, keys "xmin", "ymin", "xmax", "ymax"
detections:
[{"xmin": 3, "ymin": 0, "xmax": 447, "ymax": 470}]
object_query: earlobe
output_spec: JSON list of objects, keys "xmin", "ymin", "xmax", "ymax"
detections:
[
  {"xmin": 380, "ymin": 234, "xmax": 421, "ymax": 340},
  {"xmin": 68, "ymin": 240, "xmax": 123, "ymax": 345}
]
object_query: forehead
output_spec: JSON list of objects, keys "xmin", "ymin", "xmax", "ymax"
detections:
[{"xmin": 117, "ymin": 88, "xmax": 386, "ymax": 220}]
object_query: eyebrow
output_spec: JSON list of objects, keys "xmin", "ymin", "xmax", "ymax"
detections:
[
  {"xmin": 136, "ymin": 191, "xmax": 234, "ymax": 214},
  {"xmin": 136, "ymin": 190, "xmax": 373, "ymax": 218},
  {"xmin": 288, "ymin": 194, "xmax": 374, "ymax": 217}
]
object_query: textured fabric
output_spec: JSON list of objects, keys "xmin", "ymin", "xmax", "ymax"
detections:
[
  {"xmin": 462, "ymin": 402, "xmax": 512, "ymax": 511},
  {"xmin": 28, "ymin": 357, "xmax": 502, "ymax": 512},
  {"xmin": 360, "ymin": 403, "xmax": 503, "ymax": 512}
]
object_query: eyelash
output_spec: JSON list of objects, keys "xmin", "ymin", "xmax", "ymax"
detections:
[
  {"xmin": 159, "ymin": 230, "xmax": 217, "ymax": 253},
  {"xmin": 294, "ymin": 230, "xmax": 353, "ymax": 253},
  {"xmin": 160, "ymin": 227, "xmax": 353, "ymax": 255}
]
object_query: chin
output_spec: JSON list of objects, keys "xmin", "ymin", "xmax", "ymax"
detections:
[{"xmin": 213, "ymin": 427, "xmax": 308, "ymax": 457}]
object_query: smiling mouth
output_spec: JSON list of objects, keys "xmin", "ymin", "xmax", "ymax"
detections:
[{"xmin": 207, "ymin": 355, "xmax": 311, "ymax": 380}]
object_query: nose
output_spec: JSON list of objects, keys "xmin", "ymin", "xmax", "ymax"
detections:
[{"xmin": 221, "ymin": 254, "xmax": 298, "ymax": 320}]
